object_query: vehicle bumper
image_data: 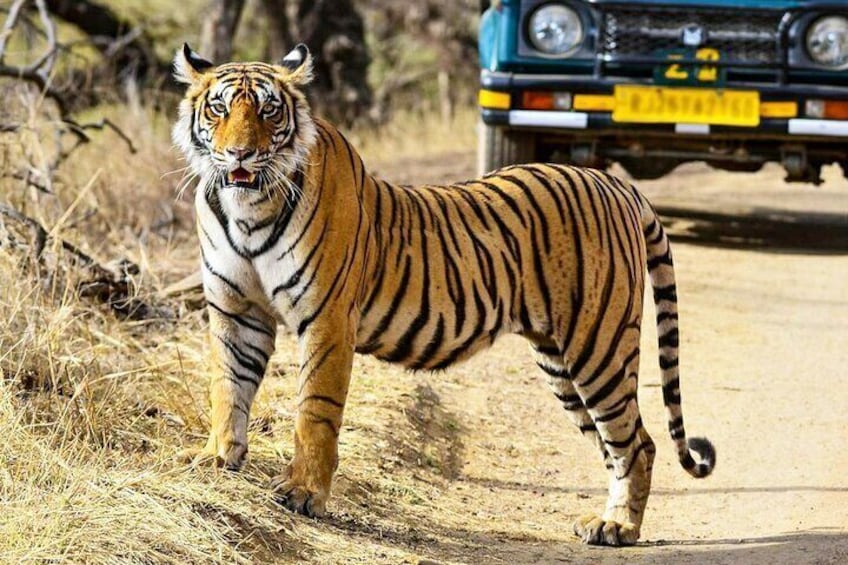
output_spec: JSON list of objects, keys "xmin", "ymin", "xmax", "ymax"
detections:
[
  {"xmin": 479, "ymin": 69, "xmax": 848, "ymax": 141},
  {"xmin": 480, "ymin": 69, "xmax": 848, "ymax": 99},
  {"xmin": 481, "ymin": 108, "xmax": 848, "ymax": 139},
  {"xmin": 479, "ymin": 70, "xmax": 848, "ymax": 181}
]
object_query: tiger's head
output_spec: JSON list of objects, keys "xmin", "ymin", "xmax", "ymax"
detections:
[{"xmin": 171, "ymin": 43, "xmax": 317, "ymax": 193}]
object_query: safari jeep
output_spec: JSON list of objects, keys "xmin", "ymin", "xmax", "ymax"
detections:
[{"xmin": 477, "ymin": 0, "xmax": 848, "ymax": 183}]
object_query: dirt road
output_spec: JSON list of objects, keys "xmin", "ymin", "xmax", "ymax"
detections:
[{"xmin": 333, "ymin": 154, "xmax": 848, "ymax": 563}]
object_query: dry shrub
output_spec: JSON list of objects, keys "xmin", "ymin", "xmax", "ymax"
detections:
[{"xmin": 0, "ymin": 90, "xmax": 304, "ymax": 564}]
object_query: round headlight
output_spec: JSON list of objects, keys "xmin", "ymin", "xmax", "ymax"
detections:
[
  {"xmin": 806, "ymin": 15, "xmax": 848, "ymax": 68},
  {"xmin": 528, "ymin": 4, "xmax": 584, "ymax": 56}
]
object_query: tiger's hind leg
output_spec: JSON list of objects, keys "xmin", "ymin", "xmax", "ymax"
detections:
[
  {"xmin": 532, "ymin": 342, "xmax": 610, "ymax": 468},
  {"xmin": 568, "ymin": 330, "xmax": 656, "ymax": 546}
]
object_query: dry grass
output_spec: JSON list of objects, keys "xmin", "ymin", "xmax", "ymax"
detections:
[
  {"xmin": 353, "ymin": 106, "xmax": 478, "ymax": 164},
  {"xmin": 0, "ymin": 89, "xmax": 477, "ymax": 563}
]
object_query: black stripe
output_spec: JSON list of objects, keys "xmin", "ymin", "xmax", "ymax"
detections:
[
  {"xmin": 297, "ymin": 344, "xmax": 336, "ymax": 396},
  {"xmin": 477, "ymin": 180, "xmax": 528, "ymax": 228},
  {"xmin": 272, "ymin": 222, "xmax": 329, "ymax": 297},
  {"xmin": 410, "ymin": 315, "xmax": 446, "ymax": 370},
  {"xmin": 617, "ymin": 439, "xmax": 654, "ymax": 480},
  {"xmin": 296, "ymin": 248, "xmax": 350, "ymax": 336},
  {"xmin": 299, "ymin": 394, "xmax": 344, "ymax": 409},
  {"xmin": 202, "ymin": 252, "xmax": 245, "ymax": 296},
  {"xmin": 499, "ymin": 172, "xmax": 551, "ymax": 253},
  {"xmin": 290, "ymin": 251, "xmax": 326, "ymax": 307},
  {"xmin": 207, "ymin": 300, "xmax": 274, "ymax": 337},
  {"xmin": 224, "ymin": 363, "xmax": 261, "ymax": 387},
  {"xmin": 383, "ymin": 208, "xmax": 431, "ymax": 363},
  {"xmin": 659, "ymin": 355, "xmax": 679, "ymax": 370},
  {"xmin": 557, "ymin": 172, "xmax": 585, "ymax": 352},
  {"xmin": 656, "ymin": 311, "xmax": 678, "ymax": 324},
  {"xmin": 534, "ymin": 343, "xmax": 562, "ymax": 356},
  {"xmin": 537, "ymin": 362, "xmax": 569, "ymax": 379},
  {"xmin": 301, "ymin": 410, "xmax": 339, "ymax": 436},
  {"xmin": 658, "ymin": 328, "xmax": 680, "ymax": 349},
  {"xmin": 647, "ymin": 248, "xmax": 674, "ymax": 271},
  {"xmin": 431, "ymin": 284, "xmax": 487, "ymax": 370},
  {"xmin": 528, "ymin": 213, "xmax": 553, "ymax": 332},
  {"xmin": 668, "ymin": 416, "xmax": 684, "ymax": 432},
  {"xmin": 647, "ymin": 224, "xmax": 666, "ymax": 246},
  {"xmin": 594, "ymin": 392, "xmax": 636, "ymax": 423},
  {"xmin": 604, "ymin": 417, "xmax": 643, "ymax": 449},
  {"xmin": 362, "ymin": 256, "xmax": 412, "ymax": 347},
  {"xmin": 525, "ymin": 165, "xmax": 567, "ymax": 232},
  {"xmin": 653, "ymin": 284, "xmax": 678, "ymax": 303},
  {"xmin": 217, "ymin": 335, "xmax": 266, "ymax": 375},
  {"xmin": 565, "ymin": 171, "xmax": 616, "ymax": 378},
  {"xmin": 584, "ymin": 351, "xmax": 639, "ymax": 409},
  {"xmin": 662, "ymin": 377, "xmax": 681, "ymax": 405},
  {"xmin": 277, "ymin": 159, "xmax": 326, "ymax": 259}
]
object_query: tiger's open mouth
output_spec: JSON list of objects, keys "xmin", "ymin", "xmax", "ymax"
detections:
[{"xmin": 226, "ymin": 167, "xmax": 260, "ymax": 190}]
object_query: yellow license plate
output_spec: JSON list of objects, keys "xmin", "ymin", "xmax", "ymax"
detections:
[{"xmin": 612, "ymin": 85, "xmax": 760, "ymax": 127}]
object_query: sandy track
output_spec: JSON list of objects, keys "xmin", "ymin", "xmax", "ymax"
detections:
[{"xmin": 348, "ymin": 153, "xmax": 848, "ymax": 563}]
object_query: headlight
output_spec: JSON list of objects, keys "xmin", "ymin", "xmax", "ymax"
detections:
[
  {"xmin": 806, "ymin": 15, "xmax": 848, "ymax": 68},
  {"xmin": 528, "ymin": 4, "xmax": 584, "ymax": 56}
]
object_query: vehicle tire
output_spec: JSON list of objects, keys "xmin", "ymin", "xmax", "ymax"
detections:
[
  {"xmin": 617, "ymin": 157, "xmax": 680, "ymax": 180},
  {"xmin": 477, "ymin": 121, "xmax": 538, "ymax": 176}
]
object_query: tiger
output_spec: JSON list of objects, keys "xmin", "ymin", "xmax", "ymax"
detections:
[{"xmin": 171, "ymin": 43, "xmax": 715, "ymax": 546}]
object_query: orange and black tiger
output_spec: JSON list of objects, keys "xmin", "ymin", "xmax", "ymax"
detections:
[{"xmin": 172, "ymin": 43, "xmax": 715, "ymax": 546}]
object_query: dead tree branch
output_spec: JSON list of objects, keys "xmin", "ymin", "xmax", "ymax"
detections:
[
  {"xmin": 44, "ymin": 0, "xmax": 157, "ymax": 81},
  {"xmin": 0, "ymin": 202, "xmax": 156, "ymax": 319},
  {"xmin": 1, "ymin": 1, "xmax": 136, "ymax": 194},
  {"xmin": 0, "ymin": 3, "xmax": 151, "ymax": 319}
]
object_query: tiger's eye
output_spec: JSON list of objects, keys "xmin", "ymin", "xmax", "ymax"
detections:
[
  {"xmin": 209, "ymin": 102, "xmax": 227, "ymax": 116},
  {"xmin": 262, "ymin": 105, "xmax": 281, "ymax": 119}
]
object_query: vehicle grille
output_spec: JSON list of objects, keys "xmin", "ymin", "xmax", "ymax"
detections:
[{"xmin": 601, "ymin": 7, "xmax": 784, "ymax": 65}]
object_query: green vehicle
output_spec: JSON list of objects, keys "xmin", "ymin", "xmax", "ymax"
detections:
[{"xmin": 478, "ymin": 0, "xmax": 848, "ymax": 183}]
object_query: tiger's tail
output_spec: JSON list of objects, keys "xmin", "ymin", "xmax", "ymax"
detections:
[{"xmin": 641, "ymin": 203, "xmax": 715, "ymax": 479}]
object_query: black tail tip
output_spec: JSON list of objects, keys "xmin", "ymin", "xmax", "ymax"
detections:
[{"xmin": 683, "ymin": 436, "xmax": 716, "ymax": 478}]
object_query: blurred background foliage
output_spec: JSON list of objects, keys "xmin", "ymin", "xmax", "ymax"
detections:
[{"xmin": 3, "ymin": 0, "xmax": 481, "ymax": 127}]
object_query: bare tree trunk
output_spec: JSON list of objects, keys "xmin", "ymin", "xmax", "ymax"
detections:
[
  {"xmin": 200, "ymin": 0, "xmax": 247, "ymax": 63},
  {"xmin": 260, "ymin": 0, "xmax": 293, "ymax": 62},
  {"xmin": 192, "ymin": 0, "xmax": 371, "ymax": 124},
  {"xmin": 295, "ymin": 0, "xmax": 371, "ymax": 126}
]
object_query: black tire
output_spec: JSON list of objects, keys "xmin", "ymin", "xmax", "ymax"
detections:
[
  {"xmin": 617, "ymin": 157, "xmax": 680, "ymax": 180},
  {"xmin": 477, "ymin": 121, "xmax": 538, "ymax": 176}
]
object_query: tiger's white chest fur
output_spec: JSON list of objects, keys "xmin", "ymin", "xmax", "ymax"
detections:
[{"xmin": 195, "ymin": 185, "xmax": 314, "ymax": 330}]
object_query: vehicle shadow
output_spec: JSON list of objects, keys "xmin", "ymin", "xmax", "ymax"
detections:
[
  {"xmin": 462, "ymin": 474, "xmax": 848, "ymax": 497},
  {"xmin": 320, "ymin": 507, "xmax": 848, "ymax": 564},
  {"xmin": 657, "ymin": 204, "xmax": 848, "ymax": 254}
]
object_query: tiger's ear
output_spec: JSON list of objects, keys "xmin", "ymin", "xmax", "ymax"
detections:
[
  {"xmin": 173, "ymin": 43, "xmax": 214, "ymax": 85},
  {"xmin": 278, "ymin": 44, "xmax": 314, "ymax": 85}
]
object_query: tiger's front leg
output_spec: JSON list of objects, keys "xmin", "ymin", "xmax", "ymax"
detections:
[
  {"xmin": 270, "ymin": 317, "xmax": 355, "ymax": 517},
  {"xmin": 181, "ymin": 301, "xmax": 277, "ymax": 470}
]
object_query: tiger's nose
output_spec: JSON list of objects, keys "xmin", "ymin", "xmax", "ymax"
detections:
[{"xmin": 227, "ymin": 147, "xmax": 255, "ymax": 160}]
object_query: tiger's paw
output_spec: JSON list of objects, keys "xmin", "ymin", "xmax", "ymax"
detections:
[
  {"xmin": 573, "ymin": 514, "xmax": 639, "ymax": 546},
  {"xmin": 176, "ymin": 442, "xmax": 247, "ymax": 471},
  {"xmin": 269, "ymin": 466, "xmax": 328, "ymax": 518}
]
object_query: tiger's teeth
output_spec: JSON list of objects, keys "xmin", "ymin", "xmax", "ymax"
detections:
[{"xmin": 227, "ymin": 171, "xmax": 257, "ymax": 184}]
